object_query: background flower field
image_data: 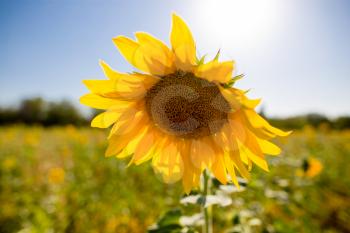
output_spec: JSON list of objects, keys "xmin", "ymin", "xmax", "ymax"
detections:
[{"xmin": 1, "ymin": 125, "xmax": 349, "ymax": 233}]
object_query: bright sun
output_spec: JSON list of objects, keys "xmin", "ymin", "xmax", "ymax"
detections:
[{"xmin": 193, "ymin": 0, "xmax": 280, "ymax": 52}]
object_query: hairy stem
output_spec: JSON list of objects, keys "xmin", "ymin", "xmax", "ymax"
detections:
[{"xmin": 202, "ymin": 170, "xmax": 212, "ymax": 233}]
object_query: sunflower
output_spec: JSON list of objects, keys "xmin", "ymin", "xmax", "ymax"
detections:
[
  {"xmin": 80, "ymin": 14, "xmax": 290, "ymax": 193},
  {"xmin": 300, "ymin": 157, "xmax": 323, "ymax": 178}
]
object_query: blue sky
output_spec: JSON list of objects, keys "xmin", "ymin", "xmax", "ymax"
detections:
[{"xmin": 0, "ymin": 0, "xmax": 349, "ymax": 117}]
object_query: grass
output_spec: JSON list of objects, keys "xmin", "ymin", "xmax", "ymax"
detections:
[{"xmin": 0, "ymin": 125, "xmax": 349, "ymax": 232}]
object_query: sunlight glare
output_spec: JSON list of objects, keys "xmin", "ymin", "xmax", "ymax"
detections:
[{"xmin": 194, "ymin": 0, "xmax": 280, "ymax": 52}]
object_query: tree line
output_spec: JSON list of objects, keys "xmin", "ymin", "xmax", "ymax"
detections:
[
  {"xmin": 269, "ymin": 113, "xmax": 350, "ymax": 130},
  {"xmin": 0, "ymin": 98, "xmax": 89, "ymax": 126},
  {"xmin": 0, "ymin": 98, "xmax": 349, "ymax": 130}
]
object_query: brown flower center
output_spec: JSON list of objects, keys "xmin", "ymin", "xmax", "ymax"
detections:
[{"xmin": 145, "ymin": 71, "xmax": 231, "ymax": 138}]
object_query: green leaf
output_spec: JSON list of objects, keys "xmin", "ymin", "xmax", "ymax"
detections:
[
  {"xmin": 223, "ymin": 74, "xmax": 244, "ymax": 88},
  {"xmin": 148, "ymin": 208, "xmax": 182, "ymax": 232},
  {"xmin": 148, "ymin": 224, "xmax": 182, "ymax": 233},
  {"xmin": 232, "ymin": 214, "xmax": 240, "ymax": 225},
  {"xmin": 197, "ymin": 196, "xmax": 206, "ymax": 206},
  {"xmin": 213, "ymin": 49, "xmax": 221, "ymax": 61},
  {"xmin": 196, "ymin": 54, "xmax": 207, "ymax": 65},
  {"xmin": 157, "ymin": 208, "xmax": 182, "ymax": 227}
]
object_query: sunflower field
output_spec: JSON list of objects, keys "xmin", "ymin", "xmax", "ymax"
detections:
[{"xmin": 0, "ymin": 125, "xmax": 349, "ymax": 233}]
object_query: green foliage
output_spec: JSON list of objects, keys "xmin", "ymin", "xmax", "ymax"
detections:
[
  {"xmin": 148, "ymin": 209, "xmax": 182, "ymax": 233},
  {"xmin": 333, "ymin": 116, "xmax": 350, "ymax": 129},
  {"xmin": 19, "ymin": 97, "xmax": 46, "ymax": 124},
  {"xmin": 0, "ymin": 98, "xmax": 88, "ymax": 126},
  {"xmin": 270, "ymin": 113, "xmax": 350, "ymax": 130},
  {"xmin": 148, "ymin": 208, "xmax": 200, "ymax": 233},
  {"xmin": 0, "ymin": 108, "xmax": 19, "ymax": 124},
  {"xmin": 45, "ymin": 100, "xmax": 85, "ymax": 126}
]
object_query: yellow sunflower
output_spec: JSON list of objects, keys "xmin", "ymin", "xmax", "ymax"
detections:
[
  {"xmin": 298, "ymin": 157, "xmax": 323, "ymax": 178},
  {"xmin": 80, "ymin": 14, "xmax": 291, "ymax": 193}
]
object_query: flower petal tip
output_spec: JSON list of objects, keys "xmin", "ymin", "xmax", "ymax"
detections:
[
  {"xmin": 171, "ymin": 12, "xmax": 180, "ymax": 20},
  {"xmin": 286, "ymin": 130, "xmax": 293, "ymax": 135},
  {"xmin": 281, "ymin": 130, "xmax": 293, "ymax": 137},
  {"xmin": 98, "ymin": 59, "xmax": 106, "ymax": 66},
  {"xmin": 79, "ymin": 94, "xmax": 88, "ymax": 105},
  {"xmin": 104, "ymin": 151, "xmax": 114, "ymax": 158}
]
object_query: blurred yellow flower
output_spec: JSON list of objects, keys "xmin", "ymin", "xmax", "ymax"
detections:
[
  {"xmin": 303, "ymin": 158, "xmax": 323, "ymax": 177},
  {"xmin": 80, "ymin": 13, "xmax": 290, "ymax": 193},
  {"xmin": 105, "ymin": 217, "xmax": 118, "ymax": 232},
  {"xmin": 24, "ymin": 134, "xmax": 40, "ymax": 147},
  {"xmin": 297, "ymin": 157, "xmax": 323, "ymax": 178},
  {"xmin": 60, "ymin": 145, "xmax": 71, "ymax": 157},
  {"xmin": 48, "ymin": 167, "xmax": 65, "ymax": 184},
  {"xmin": 2, "ymin": 157, "xmax": 17, "ymax": 170}
]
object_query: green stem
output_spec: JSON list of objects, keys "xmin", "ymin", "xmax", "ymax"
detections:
[{"xmin": 202, "ymin": 170, "xmax": 212, "ymax": 233}]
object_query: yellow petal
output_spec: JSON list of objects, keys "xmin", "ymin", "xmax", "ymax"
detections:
[
  {"xmin": 108, "ymin": 108, "xmax": 146, "ymax": 139},
  {"xmin": 238, "ymin": 141, "xmax": 269, "ymax": 172},
  {"xmin": 170, "ymin": 13, "xmax": 196, "ymax": 71},
  {"xmin": 106, "ymin": 120, "xmax": 147, "ymax": 158},
  {"xmin": 112, "ymin": 36, "xmax": 151, "ymax": 74},
  {"xmin": 99, "ymin": 60, "xmax": 125, "ymax": 80},
  {"xmin": 233, "ymin": 111, "xmax": 271, "ymax": 139},
  {"xmin": 228, "ymin": 149, "xmax": 250, "ymax": 180},
  {"xmin": 79, "ymin": 93, "xmax": 126, "ymax": 109},
  {"xmin": 190, "ymin": 138, "xmax": 215, "ymax": 171},
  {"xmin": 256, "ymin": 138, "xmax": 281, "ymax": 155},
  {"xmin": 179, "ymin": 141, "xmax": 201, "ymax": 194},
  {"xmin": 91, "ymin": 108, "xmax": 125, "ymax": 128},
  {"xmin": 228, "ymin": 88, "xmax": 261, "ymax": 109},
  {"xmin": 240, "ymin": 128, "xmax": 263, "ymax": 158},
  {"xmin": 105, "ymin": 110, "xmax": 148, "ymax": 157},
  {"xmin": 113, "ymin": 35, "xmax": 173, "ymax": 76},
  {"xmin": 229, "ymin": 113, "xmax": 270, "ymax": 171},
  {"xmin": 83, "ymin": 80, "xmax": 114, "ymax": 93},
  {"xmin": 226, "ymin": 118, "xmax": 245, "ymax": 148},
  {"xmin": 180, "ymin": 145, "xmax": 193, "ymax": 193},
  {"xmin": 206, "ymin": 138, "xmax": 227, "ymax": 184},
  {"xmin": 132, "ymin": 128, "xmax": 156, "ymax": 165},
  {"xmin": 220, "ymin": 87, "xmax": 242, "ymax": 111},
  {"xmin": 100, "ymin": 60, "xmax": 159, "ymax": 85},
  {"xmin": 211, "ymin": 154, "xmax": 228, "ymax": 184},
  {"xmin": 83, "ymin": 78, "xmax": 144, "ymax": 98},
  {"xmin": 242, "ymin": 98, "xmax": 261, "ymax": 109},
  {"xmin": 118, "ymin": 126, "xmax": 148, "ymax": 160},
  {"xmin": 83, "ymin": 76, "xmax": 155, "ymax": 101},
  {"xmin": 135, "ymin": 32, "xmax": 175, "ymax": 75},
  {"xmin": 106, "ymin": 136, "xmax": 129, "ymax": 157},
  {"xmin": 112, "ymin": 36, "xmax": 141, "ymax": 68},
  {"xmin": 220, "ymin": 123, "xmax": 241, "ymax": 155},
  {"xmin": 238, "ymin": 144, "xmax": 249, "ymax": 165},
  {"xmin": 152, "ymin": 139, "xmax": 184, "ymax": 184},
  {"xmin": 195, "ymin": 60, "xmax": 234, "ymax": 83},
  {"xmin": 223, "ymin": 153, "xmax": 239, "ymax": 187},
  {"xmin": 244, "ymin": 109, "xmax": 292, "ymax": 137}
]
